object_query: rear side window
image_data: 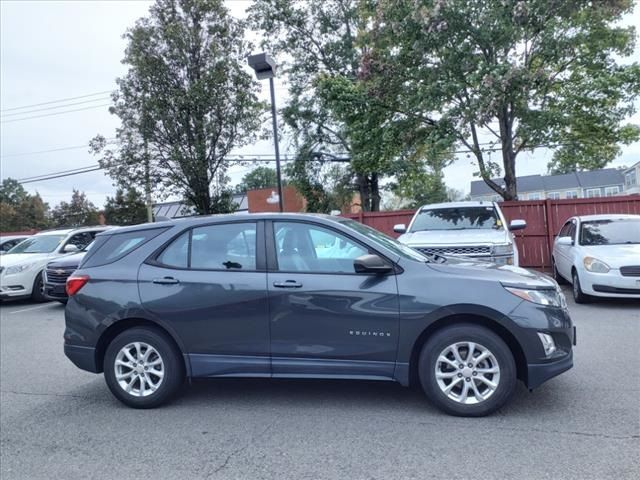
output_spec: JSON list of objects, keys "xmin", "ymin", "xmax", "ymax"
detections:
[
  {"xmin": 82, "ymin": 228, "xmax": 167, "ymax": 268},
  {"xmin": 154, "ymin": 222, "xmax": 257, "ymax": 270}
]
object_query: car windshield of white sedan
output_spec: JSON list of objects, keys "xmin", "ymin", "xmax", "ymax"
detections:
[
  {"xmin": 580, "ymin": 219, "xmax": 640, "ymax": 246},
  {"xmin": 7, "ymin": 235, "xmax": 65, "ymax": 254},
  {"xmin": 411, "ymin": 207, "xmax": 501, "ymax": 231}
]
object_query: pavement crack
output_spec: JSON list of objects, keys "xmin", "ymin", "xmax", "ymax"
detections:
[
  {"xmin": 0, "ymin": 389, "xmax": 96, "ymax": 400},
  {"xmin": 208, "ymin": 422, "xmax": 274, "ymax": 477}
]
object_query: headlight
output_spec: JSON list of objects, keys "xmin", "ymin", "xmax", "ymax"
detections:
[
  {"xmin": 504, "ymin": 286, "xmax": 562, "ymax": 307},
  {"xmin": 493, "ymin": 244, "xmax": 513, "ymax": 256},
  {"xmin": 537, "ymin": 332, "xmax": 557, "ymax": 356},
  {"xmin": 4, "ymin": 263, "xmax": 36, "ymax": 275},
  {"xmin": 583, "ymin": 256, "xmax": 610, "ymax": 273}
]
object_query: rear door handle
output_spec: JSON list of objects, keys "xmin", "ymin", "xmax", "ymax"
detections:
[
  {"xmin": 273, "ymin": 280, "xmax": 303, "ymax": 288},
  {"xmin": 152, "ymin": 277, "xmax": 179, "ymax": 285}
]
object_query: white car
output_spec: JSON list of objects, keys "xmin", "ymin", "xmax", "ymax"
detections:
[
  {"xmin": 552, "ymin": 214, "xmax": 640, "ymax": 303},
  {"xmin": 0, "ymin": 235, "xmax": 31, "ymax": 255},
  {"xmin": 394, "ymin": 201, "xmax": 527, "ymax": 266},
  {"xmin": 0, "ymin": 226, "xmax": 109, "ymax": 302}
]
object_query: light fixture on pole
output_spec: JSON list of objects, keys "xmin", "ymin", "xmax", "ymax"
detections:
[{"xmin": 247, "ymin": 52, "xmax": 283, "ymax": 213}]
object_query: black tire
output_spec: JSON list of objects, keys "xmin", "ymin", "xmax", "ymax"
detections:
[
  {"xmin": 30, "ymin": 272, "xmax": 48, "ymax": 303},
  {"xmin": 104, "ymin": 327, "xmax": 184, "ymax": 408},
  {"xmin": 419, "ymin": 324, "xmax": 516, "ymax": 417},
  {"xmin": 572, "ymin": 270, "xmax": 591, "ymax": 304},
  {"xmin": 552, "ymin": 258, "xmax": 567, "ymax": 285}
]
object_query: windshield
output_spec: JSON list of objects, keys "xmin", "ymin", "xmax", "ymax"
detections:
[
  {"xmin": 410, "ymin": 206, "xmax": 501, "ymax": 231},
  {"xmin": 7, "ymin": 235, "xmax": 65, "ymax": 254},
  {"xmin": 579, "ymin": 219, "xmax": 640, "ymax": 246},
  {"xmin": 338, "ymin": 218, "xmax": 427, "ymax": 262}
]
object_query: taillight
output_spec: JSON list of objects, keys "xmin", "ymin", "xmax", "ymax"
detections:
[{"xmin": 66, "ymin": 275, "xmax": 90, "ymax": 296}]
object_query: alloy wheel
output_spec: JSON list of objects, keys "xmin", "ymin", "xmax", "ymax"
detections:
[
  {"xmin": 114, "ymin": 342, "xmax": 165, "ymax": 397},
  {"xmin": 434, "ymin": 341, "xmax": 501, "ymax": 405}
]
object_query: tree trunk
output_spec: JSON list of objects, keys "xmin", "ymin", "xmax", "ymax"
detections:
[
  {"xmin": 356, "ymin": 173, "xmax": 370, "ymax": 212},
  {"xmin": 370, "ymin": 173, "xmax": 380, "ymax": 211}
]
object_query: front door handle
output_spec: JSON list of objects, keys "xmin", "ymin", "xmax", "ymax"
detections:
[
  {"xmin": 273, "ymin": 280, "xmax": 303, "ymax": 288},
  {"xmin": 152, "ymin": 277, "xmax": 179, "ymax": 285}
]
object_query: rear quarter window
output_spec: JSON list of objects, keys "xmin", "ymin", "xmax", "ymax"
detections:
[{"xmin": 81, "ymin": 228, "xmax": 168, "ymax": 268}]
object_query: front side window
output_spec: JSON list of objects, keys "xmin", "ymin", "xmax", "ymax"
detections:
[
  {"xmin": 190, "ymin": 223, "xmax": 256, "ymax": 270},
  {"xmin": 410, "ymin": 206, "xmax": 501, "ymax": 232},
  {"xmin": 7, "ymin": 235, "xmax": 65, "ymax": 254},
  {"xmin": 274, "ymin": 222, "xmax": 367, "ymax": 273},
  {"xmin": 66, "ymin": 232, "xmax": 95, "ymax": 251},
  {"xmin": 579, "ymin": 219, "xmax": 640, "ymax": 246}
]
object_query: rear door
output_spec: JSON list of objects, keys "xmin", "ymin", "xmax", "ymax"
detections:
[
  {"xmin": 138, "ymin": 221, "xmax": 271, "ymax": 377},
  {"xmin": 266, "ymin": 220, "xmax": 400, "ymax": 380}
]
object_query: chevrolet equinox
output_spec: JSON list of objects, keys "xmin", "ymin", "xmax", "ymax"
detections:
[{"xmin": 64, "ymin": 214, "xmax": 575, "ymax": 416}]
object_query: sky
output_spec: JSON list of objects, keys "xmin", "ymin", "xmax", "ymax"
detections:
[{"xmin": 1, "ymin": 0, "xmax": 639, "ymax": 209}]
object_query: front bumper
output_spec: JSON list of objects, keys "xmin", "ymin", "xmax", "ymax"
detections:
[
  {"xmin": 44, "ymin": 282, "xmax": 68, "ymax": 300},
  {"xmin": 0, "ymin": 270, "xmax": 36, "ymax": 299},
  {"xmin": 579, "ymin": 269, "xmax": 640, "ymax": 298}
]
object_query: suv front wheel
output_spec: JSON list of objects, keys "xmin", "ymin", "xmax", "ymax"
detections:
[
  {"xmin": 419, "ymin": 324, "xmax": 516, "ymax": 417},
  {"xmin": 104, "ymin": 327, "xmax": 184, "ymax": 408}
]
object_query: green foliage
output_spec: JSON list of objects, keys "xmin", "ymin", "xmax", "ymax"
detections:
[
  {"xmin": 50, "ymin": 190, "xmax": 100, "ymax": 228},
  {"xmin": 104, "ymin": 188, "xmax": 148, "ymax": 225},
  {"xmin": 359, "ymin": 0, "xmax": 640, "ymax": 199},
  {"xmin": 91, "ymin": 0, "xmax": 265, "ymax": 215},
  {"xmin": 0, "ymin": 179, "xmax": 49, "ymax": 231},
  {"xmin": 235, "ymin": 166, "xmax": 278, "ymax": 193}
]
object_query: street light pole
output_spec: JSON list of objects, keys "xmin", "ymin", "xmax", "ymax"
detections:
[
  {"xmin": 268, "ymin": 76, "xmax": 284, "ymax": 213},
  {"xmin": 247, "ymin": 52, "xmax": 283, "ymax": 212}
]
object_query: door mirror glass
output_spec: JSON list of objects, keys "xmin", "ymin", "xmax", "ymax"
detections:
[
  {"xmin": 509, "ymin": 219, "xmax": 527, "ymax": 231},
  {"xmin": 353, "ymin": 254, "xmax": 393, "ymax": 274},
  {"xmin": 393, "ymin": 224, "xmax": 407, "ymax": 234}
]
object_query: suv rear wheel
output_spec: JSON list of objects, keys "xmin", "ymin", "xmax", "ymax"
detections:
[
  {"xmin": 419, "ymin": 324, "xmax": 516, "ymax": 417},
  {"xmin": 104, "ymin": 327, "xmax": 184, "ymax": 408}
]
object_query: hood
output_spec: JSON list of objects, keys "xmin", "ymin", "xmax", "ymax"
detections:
[
  {"xmin": 580, "ymin": 244, "xmax": 640, "ymax": 269},
  {"xmin": 427, "ymin": 257, "xmax": 557, "ymax": 289},
  {"xmin": 0, "ymin": 252, "xmax": 53, "ymax": 268},
  {"xmin": 47, "ymin": 252, "xmax": 86, "ymax": 269},
  {"xmin": 399, "ymin": 228, "xmax": 509, "ymax": 246}
]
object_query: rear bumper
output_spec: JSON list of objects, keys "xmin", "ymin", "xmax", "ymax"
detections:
[
  {"xmin": 64, "ymin": 344, "xmax": 99, "ymax": 373},
  {"xmin": 526, "ymin": 350, "xmax": 574, "ymax": 390}
]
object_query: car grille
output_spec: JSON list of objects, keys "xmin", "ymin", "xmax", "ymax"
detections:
[
  {"xmin": 417, "ymin": 245, "xmax": 492, "ymax": 257},
  {"xmin": 620, "ymin": 266, "xmax": 640, "ymax": 277},
  {"xmin": 46, "ymin": 266, "xmax": 75, "ymax": 284}
]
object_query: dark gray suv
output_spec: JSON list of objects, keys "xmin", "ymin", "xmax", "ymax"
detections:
[{"xmin": 64, "ymin": 214, "xmax": 575, "ymax": 416}]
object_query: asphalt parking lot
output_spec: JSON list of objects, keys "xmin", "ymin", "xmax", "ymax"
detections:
[{"xmin": 1, "ymin": 290, "xmax": 638, "ymax": 480}]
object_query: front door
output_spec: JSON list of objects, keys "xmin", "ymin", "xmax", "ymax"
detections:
[
  {"xmin": 138, "ymin": 221, "xmax": 271, "ymax": 377},
  {"xmin": 266, "ymin": 220, "xmax": 400, "ymax": 380}
]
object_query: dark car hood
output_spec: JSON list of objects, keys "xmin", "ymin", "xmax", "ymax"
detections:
[
  {"xmin": 47, "ymin": 251, "xmax": 86, "ymax": 269},
  {"xmin": 426, "ymin": 257, "xmax": 557, "ymax": 289}
]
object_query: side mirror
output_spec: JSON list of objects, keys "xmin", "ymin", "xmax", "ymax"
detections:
[
  {"xmin": 393, "ymin": 224, "xmax": 407, "ymax": 234},
  {"xmin": 509, "ymin": 219, "xmax": 527, "ymax": 231},
  {"xmin": 354, "ymin": 254, "xmax": 393, "ymax": 274},
  {"xmin": 63, "ymin": 244, "xmax": 80, "ymax": 253},
  {"xmin": 556, "ymin": 236, "xmax": 573, "ymax": 246}
]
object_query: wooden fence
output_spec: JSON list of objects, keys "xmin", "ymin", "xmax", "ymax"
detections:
[{"xmin": 343, "ymin": 196, "xmax": 640, "ymax": 269}]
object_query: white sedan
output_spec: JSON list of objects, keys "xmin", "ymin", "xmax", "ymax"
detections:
[{"xmin": 552, "ymin": 214, "xmax": 640, "ymax": 303}]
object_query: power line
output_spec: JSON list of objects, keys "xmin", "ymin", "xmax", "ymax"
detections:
[
  {"xmin": 0, "ymin": 103, "xmax": 112, "ymax": 124},
  {"xmin": 0, "ymin": 97, "xmax": 111, "ymax": 118},
  {"xmin": 1, "ymin": 139, "xmax": 116, "ymax": 159},
  {"xmin": 1, "ymin": 90, "xmax": 112, "ymax": 112}
]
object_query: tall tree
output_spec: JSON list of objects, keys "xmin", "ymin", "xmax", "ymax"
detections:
[
  {"xmin": 50, "ymin": 190, "xmax": 100, "ymax": 228},
  {"xmin": 249, "ymin": 0, "xmax": 388, "ymax": 211},
  {"xmin": 0, "ymin": 179, "xmax": 49, "ymax": 231},
  {"xmin": 91, "ymin": 0, "xmax": 264, "ymax": 215},
  {"xmin": 103, "ymin": 188, "xmax": 148, "ymax": 225},
  {"xmin": 235, "ymin": 166, "xmax": 278, "ymax": 193},
  {"xmin": 358, "ymin": 0, "xmax": 640, "ymax": 200}
]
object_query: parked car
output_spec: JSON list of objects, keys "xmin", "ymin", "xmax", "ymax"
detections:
[
  {"xmin": 0, "ymin": 235, "xmax": 30, "ymax": 255},
  {"xmin": 64, "ymin": 214, "xmax": 574, "ymax": 416},
  {"xmin": 0, "ymin": 226, "xmax": 109, "ymax": 302},
  {"xmin": 394, "ymin": 201, "xmax": 527, "ymax": 266},
  {"xmin": 552, "ymin": 214, "xmax": 640, "ymax": 303},
  {"xmin": 43, "ymin": 248, "xmax": 90, "ymax": 304}
]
